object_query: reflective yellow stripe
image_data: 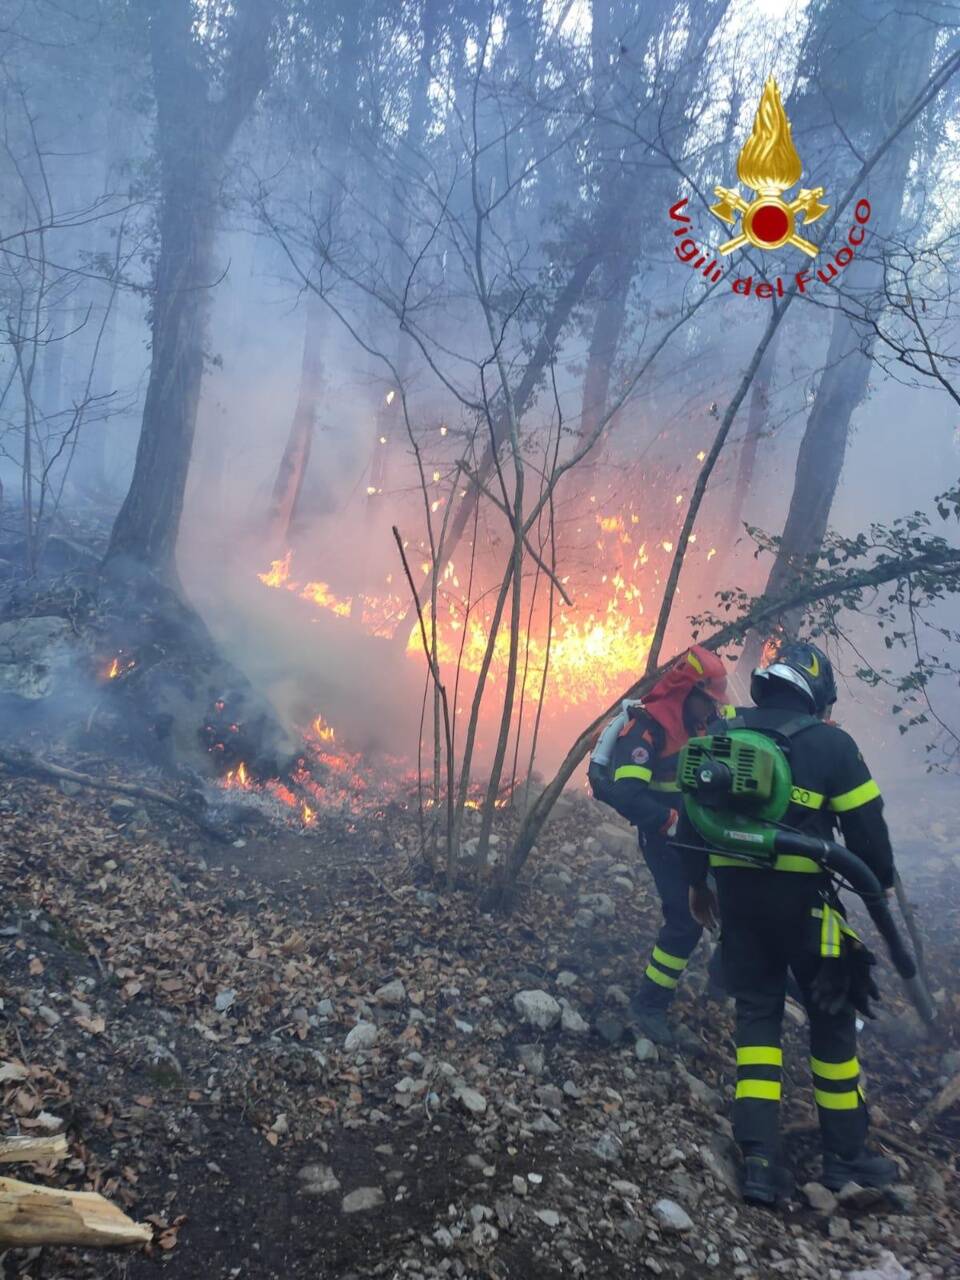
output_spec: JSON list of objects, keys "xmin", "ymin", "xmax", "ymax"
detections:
[
  {"xmin": 814, "ymin": 1088, "xmax": 860, "ymax": 1110},
  {"xmin": 829, "ymin": 779, "xmax": 881, "ymax": 813},
  {"xmin": 790, "ymin": 785, "xmax": 825, "ymax": 810},
  {"xmin": 644, "ymin": 965, "xmax": 678, "ymax": 989},
  {"xmin": 613, "ymin": 764, "xmax": 652, "ymax": 782},
  {"xmin": 810, "ymin": 1056, "xmax": 859, "ymax": 1081},
  {"xmin": 820, "ymin": 905, "xmax": 842, "ymax": 959},
  {"xmin": 652, "ymin": 946, "xmax": 687, "ymax": 972},
  {"xmin": 650, "ymin": 779, "xmax": 680, "ymax": 792},
  {"xmin": 687, "ymin": 652, "xmax": 704, "ymax": 674},
  {"xmin": 710, "ymin": 854, "xmax": 822, "ymax": 873},
  {"xmin": 718, "ymin": 704, "xmax": 737, "ymax": 719},
  {"xmin": 737, "ymin": 1046, "xmax": 782, "ymax": 1068},
  {"xmin": 736, "ymin": 1080, "xmax": 781, "ymax": 1101}
]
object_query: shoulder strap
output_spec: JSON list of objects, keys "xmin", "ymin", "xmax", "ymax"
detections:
[
  {"xmin": 723, "ymin": 708, "xmax": 821, "ymax": 750},
  {"xmin": 630, "ymin": 708, "xmax": 665, "ymax": 754}
]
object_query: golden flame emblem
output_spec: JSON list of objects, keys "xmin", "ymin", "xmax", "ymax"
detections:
[{"xmin": 711, "ymin": 76, "xmax": 828, "ymax": 257}]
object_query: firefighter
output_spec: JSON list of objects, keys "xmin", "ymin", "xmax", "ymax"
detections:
[
  {"xmin": 607, "ymin": 646, "xmax": 730, "ymax": 1052},
  {"xmin": 681, "ymin": 641, "xmax": 898, "ymax": 1204}
]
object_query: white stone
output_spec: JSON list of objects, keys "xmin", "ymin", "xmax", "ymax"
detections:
[
  {"xmin": 374, "ymin": 979, "xmax": 406, "ymax": 1006},
  {"xmin": 651, "ymin": 1199, "xmax": 693, "ymax": 1232},
  {"xmin": 560, "ymin": 1005, "xmax": 589, "ymax": 1035},
  {"xmin": 634, "ymin": 1037, "xmax": 659, "ymax": 1063},
  {"xmin": 535, "ymin": 1209, "xmax": 560, "ymax": 1228},
  {"xmin": 513, "ymin": 989, "xmax": 561, "ymax": 1030},
  {"xmin": 344, "ymin": 1021, "xmax": 378, "ymax": 1053},
  {"xmin": 845, "ymin": 1252, "xmax": 911, "ymax": 1280},
  {"xmin": 342, "ymin": 1186, "xmax": 384, "ymax": 1213},
  {"xmin": 454, "ymin": 1086, "xmax": 488, "ymax": 1115}
]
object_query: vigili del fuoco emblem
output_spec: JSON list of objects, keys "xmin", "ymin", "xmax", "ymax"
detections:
[{"xmin": 711, "ymin": 75, "xmax": 828, "ymax": 257}]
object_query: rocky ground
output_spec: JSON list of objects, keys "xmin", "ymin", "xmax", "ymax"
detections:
[{"xmin": 0, "ymin": 758, "xmax": 957, "ymax": 1280}]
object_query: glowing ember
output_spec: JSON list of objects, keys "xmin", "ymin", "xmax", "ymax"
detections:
[
  {"xmin": 103, "ymin": 653, "xmax": 136, "ymax": 681},
  {"xmin": 223, "ymin": 761, "xmax": 250, "ymax": 789},
  {"xmin": 311, "ymin": 714, "xmax": 336, "ymax": 743},
  {"xmin": 258, "ymin": 551, "xmax": 292, "ymax": 588}
]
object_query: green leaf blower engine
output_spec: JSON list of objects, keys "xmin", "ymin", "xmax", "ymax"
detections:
[{"xmin": 678, "ymin": 729, "xmax": 936, "ymax": 1026}]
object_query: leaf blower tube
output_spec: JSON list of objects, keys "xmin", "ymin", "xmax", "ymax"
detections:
[{"xmin": 771, "ymin": 831, "xmax": 937, "ymax": 1027}]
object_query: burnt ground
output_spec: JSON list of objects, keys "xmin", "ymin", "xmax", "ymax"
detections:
[{"xmin": 0, "ymin": 766, "xmax": 957, "ymax": 1280}]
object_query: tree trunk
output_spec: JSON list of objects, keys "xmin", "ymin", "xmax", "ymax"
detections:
[
  {"xmin": 738, "ymin": 11, "xmax": 938, "ymax": 672},
  {"xmin": 270, "ymin": 5, "xmax": 363, "ymax": 543},
  {"xmin": 106, "ymin": 0, "xmax": 274, "ymax": 580},
  {"xmin": 268, "ymin": 288, "xmax": 325, "ymax": 544}
]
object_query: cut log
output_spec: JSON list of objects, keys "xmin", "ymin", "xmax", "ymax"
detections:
[
  {"xmin": 0, "ymin": 1134, "xmax": 68, "ymax": 1164},
  {"xmin": 0, "ymin": 1174, "xmax": 151, "ymax": 1247}
]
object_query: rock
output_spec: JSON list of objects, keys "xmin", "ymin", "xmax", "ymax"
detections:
[
  {"xmin": 517, "ymin": 1043, "xmax": 545, "ymax": 1075},
  {"xmin": 471, "ymin": 1223, "xmax": 499, "ymax": 1248},
  {"xmin": 512, "ymin": 1176, "xmax": 527, "ymax": 1196},
  {"xmin": 884, "ymin": 1183, "xmax": 917, "ymax": 1213},
  {"xmin": 37, "ymin": 1006, "xmax": 61, "ymax": 1027},
  {"xmin": 536, "ymin": 1085, "xmax": 563, "ymax": 1110},
  {"xmin": 513, "ymin": 989, "xmax": 561, "ymax": 1030},
  {"xmin": 597, "ymin": 822, "xmax": 637, "ymax": 858},
  {"xmin": 577, "ymin": 892, "xmax": 616, "ymax": 920},
  {"xmin": 560, "ymin": 1005, "xmax": 589, "ymax": 1035},
  {"xmin": 344, "ymin": 1022, "xmax": 378, "ymax": 1053},
  {"xmin": 58, "ymin": 779, "xmax": 82, "ymax": 797},
  {"xmin": 34, "ymin": 1111, "xmax": 63, "ymax": 1132},
  {"xmin": 678, "ymin": 1066, "xmax": 722, "ymax": 1111},
  {"xmin": 612, "ymin": 1180, "xmax": 641, "ymax": 1198},
  {"xmin": 454, "ymin": 1086, "xmax": 487, "ymax": 1115},
  {"xmin": 469, "ymin": 1204, "xmax": 492, "ymax": 1224},
  {"xmin": 415, "ymin": 890, "xmax": 439, "ymax": 908},
  {"xmin": 214, "ymin": 988, "xmax": 237, "ymax": 1013},
  {"xmin": 530, "ymin": 1113, "xmax": 560, "ymax": 1135},
  {"xmin": 651, "ymin": 1199, "xmax": 693, "ymax": 1232},
  {"xmin": 573, "ymin": 909, "xmax": 595, "ymax": 930},
  {"xmin": 374, "ymin": 979, "xmax": 406, "ymax": 1006},
  {"xmin": 342, "ymin": 1187, "xmax": 385, "ymax": 1213},
  {"xmin": 109, "ymin": 798, "xmax": 137, "ymax": 821},
  {"xmin": 0, "ymin": 616, "xmax": 87, "ymax": 701},
  {"xmin": 596, "ymin": 1011, "xmax": 625, "ymax": 1045},
  {"xmin": 317, "ymin": 998, "xmax": 335, "ymax": 1018},
  {"xmin": 535, "ymin": 1209, "xmax": 560, "ymax": 1228},
  {"xmin": 298, "ymin": 1164, "xmax": 341, "ymax": 1196},
  {"xmin": 540, "ymin": 874, "xmax": 570, "ymax": 897},
  {"xmin": 612, "ymin": 877, "xmax": 634, "ymax": 892},
  {"xmin": 802, "ymin": 1182, "xmax": 838, "ymax": 1214},
  {"xmin": 837, "ymin": 1182, "xmax": 886, "ymax": 1212},
  {"xmin": 634, "ymin": 1037, "xmax": 658, "ymax": 1063},
  {"xmin": 592, "ymin": 1132, "xmax": 622, "ymax": 1163},
  {"xmin": 556, "ymin": 971, "xmax": 578, "ymax": 989},
  {"xmin": 845, "ymin": 1251, "xmax": 911, "ymax": 1280},
  {"xmin": 701, "ymin": 1137, "xmax": 739, "ymax": 1197},
  {"xmin": 433, "ymin": 1226, "xmax": 454, "ymax": 1248}
]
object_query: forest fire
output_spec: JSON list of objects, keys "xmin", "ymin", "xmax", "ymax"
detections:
[{"xmin": 255, "ymin": 519, "xmax": 666, "ymax": 711}]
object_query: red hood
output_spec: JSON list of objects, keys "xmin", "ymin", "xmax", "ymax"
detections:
[{"xmin": 641, "ymin": 646, "xmax": 727, "ymax": 755}]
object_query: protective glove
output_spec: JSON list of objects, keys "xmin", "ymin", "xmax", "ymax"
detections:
[
  {"xmin": 810, "ymin": 944, "xmax": 881, "ymax": 1019},
  {"xmin": 659, "ymin": 808, "xmax": 679, "ymax": 837},
  {"xmin": 810, "ymin": 958, "xmax": 850, "ymax": 1017},
  {"xmin": 847, "ymin": 940, "xmax": 881, "ymax": 1019},
  {"xmin": 688, "ymin": 883, "xmax": 719, "ymax": 931}
]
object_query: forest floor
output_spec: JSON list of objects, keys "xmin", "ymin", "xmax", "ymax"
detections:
[{"xmin": 0, "ymin": 763, "xmax": 957, "ymax": 1280}]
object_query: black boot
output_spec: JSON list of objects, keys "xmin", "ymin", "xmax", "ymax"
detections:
[
  {"xmin": 629, "ymin": 1003, "xmax": 703, "ymax": 1055},
  {"xmin": 821, "ymin": 1149, "xmax": 898, "ymax": 1191},
  {"xmin": 742, "ymin": 1155, "xmax": 794, "ymax": 1206}
]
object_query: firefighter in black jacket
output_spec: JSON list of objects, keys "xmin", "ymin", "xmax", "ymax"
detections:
[
  {"xmin": 607, "ymin": 646, "xmax": 730, "ymax": 1052},
  {"xmin": 680, "ymin": 641, "xmax": 898, "ymax": 1204}
]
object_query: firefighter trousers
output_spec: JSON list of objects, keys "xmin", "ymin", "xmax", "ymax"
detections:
[
  {"xmin": 716, "ymin": 868, "xmax": 869, "ymax": 1160},
  {"xmin": 636, "ymin": 833, "xmax": 704, "ymax": 1008}
]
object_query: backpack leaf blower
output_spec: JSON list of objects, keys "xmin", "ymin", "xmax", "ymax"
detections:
[{"xmin": 677, "ymin": 730, "xmax": 937, "ymax": 1027}]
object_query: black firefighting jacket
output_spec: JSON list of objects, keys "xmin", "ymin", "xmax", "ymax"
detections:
[
  {"xmin": 608, "ymin": 710, "xmax": 690, "ymax": 836},
  {"xmin": 679, "ymin": 689, "xmax": 896, "ymax": 889}
]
